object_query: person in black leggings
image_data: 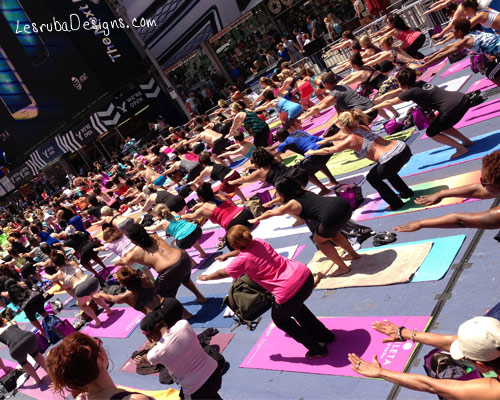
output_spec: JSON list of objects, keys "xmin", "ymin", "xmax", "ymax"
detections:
[
  {"xmin": 2, "ymin": 279, "xmax": 50, "ymax": 339},
  {"xmin": 47, "ymin": 332, "xmax": 153, "ymax": 400},
  {"xmin": 0, "ymin": 319, "xmax": 49, "ymax": 384}
]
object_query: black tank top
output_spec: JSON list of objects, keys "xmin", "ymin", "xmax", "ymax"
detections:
[
  {"xmin": 0, "ymin": 325, "xmax": 31, "ymax": 349},
  {"xmin": 295, "ymin": 191, "xmax": 349, "ymax": 223},
  {"xmin": 265, "ymin": 163, "xmax": 293, "ymax": 187},
  {"xmin": 132, "ymin": 285, "xmax": 156, "ymax": 313},
  {"xmin": 60, "ymin": 207, "xmax": 75, "ymax": 221},
  {"xmin": 155, "ymin": 190, "xmax": 174, "ymax": 205},
  {"xmin": 210, "ymin": 164, "xmax": 231, "ymax": 182}
]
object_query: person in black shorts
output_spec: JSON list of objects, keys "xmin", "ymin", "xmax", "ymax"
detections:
[
  {"xmin": 368, "ymin": 68, "xmax": 474, "ymax": 159},
  {"xmin": 250, "ymin": 177, "xmax": 360, "ymax": 280},
  {"xmin": 0, "ymin": 319, "xmax": 49, "ymax": 385},
  {"xmin": 2, "ymin": 279, "xmax": 50, "ymax": 339}
]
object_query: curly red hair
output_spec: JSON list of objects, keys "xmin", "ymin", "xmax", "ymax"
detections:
[
  {"xmin": 482, "ymin": 150, "xmax": 500, "ymax": 185},
  {"xmin": 46, "ymin": 332, "xmax": 100, "ymax": 395}
]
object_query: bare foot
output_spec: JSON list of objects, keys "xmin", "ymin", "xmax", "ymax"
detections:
[
  {"xmin": 199, "ymin": 252, "xmax": 208, "ymax": 258},
  {"xmin": 106, "ymin": 309, "xmax": 114, "ymax": 316},
  {"xmin": 329, "ymin": 266, "xmax": 351, "ymax": 277},
  {"xmin": 318, "ymin": 188, "xmax": 332, "ymax": 196},
  {"xmin": 314, "ymin": 272, "xmax": 325, "ymax": 286},
  {"xmin": 292, "ymin": 219, "xmax": 305, "ymax": 227},
  {"xmin": 450, "ymin": 147, "xmax": 469, "ymax": 159},
  {"xmin": 463, "ymin": 140, "xmax": 473, "ymax": 147},
  {"xmin": 327, "ymin": 181, "xmax": 338, "ymax": 187},
  {"xmin": 93, "ymin": 320, "xmax": 102, "ymax": 327},
  {"xmin": 196, "ymin": 296, "xmax": 208, "ymax": 304},
  {"xmin": 182, "ymin": 310, "xmax": 193, "ymax": 319},
  {"xmin": 343, "ymin": 253, "xmax": 361, "ymax": 261}
]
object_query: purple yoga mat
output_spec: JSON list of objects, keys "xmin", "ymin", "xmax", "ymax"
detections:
[
  {"xmin": 197, "ymin": 228, "xmax": 226, "ymax": 249},
  {"xmin": 440, "ymin": 57, "xmax": 470, "ymax": 78},
  {"xmin": 467, "ymin": 77, "xmax": 496, "ymax": 93},
  {"xmin": 456, "ymin": 97, "xmax": 500, "ymax": 129},
  {"xmin": 240, "ymin": 316, "xmax": 431, "ymax": 377},
  {"xmin": 81, "ymin": 307, "xmax": 143, "ymax": 338},
  {"xmin": 420, "ymin": 59, "xmax": 447, "ymax": 83},
  {"xmin": 240, "ymin": 181, "xmax": 273, "ymax": 198}
]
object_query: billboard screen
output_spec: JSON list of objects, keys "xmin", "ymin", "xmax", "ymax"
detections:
[{"xmin": 0, "ymin": 0, "xmax": 145, "ymax": 162}]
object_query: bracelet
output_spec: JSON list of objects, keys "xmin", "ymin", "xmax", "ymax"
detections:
[
  {"xmin": 397, "ymin": 326, "xmax": 406, "ymax": 342},
  {"xmin": 411, "ymin": 329, "xmax": 417, "ymax": 342}
]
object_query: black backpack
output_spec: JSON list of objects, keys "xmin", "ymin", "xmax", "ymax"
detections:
[
  {"xmin": 222, "ymin": 274, "xmax": 274, "ymax": 331},
  {"xmin": 0, "ymin": 368, "xmax": 24, "ymax": 397}
]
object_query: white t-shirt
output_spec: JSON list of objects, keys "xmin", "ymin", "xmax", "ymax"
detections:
[{"xmin": 147, "ymin": 320, "xmax": 217, "ymax": 395}]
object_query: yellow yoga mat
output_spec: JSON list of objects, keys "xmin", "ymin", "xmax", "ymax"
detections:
[{"xmin": 117, "ymin": 386, "xmax": 179, "ymax": 400}]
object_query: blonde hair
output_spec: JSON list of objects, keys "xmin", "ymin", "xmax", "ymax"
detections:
[
  {"xmin": 100, "ymin": 206, "xmax": 113, "ymax": 217},
  {"xmin": 218, "ymin": 99, "xmax": 228, "ymax": 108},
  {"xmin": 359, "ymin": 35, "xmax": 372, "ymax": 46},
  {"xmin": 336, "ymin": 110, "xmax": 370, "ymax": 129},
  {"xmin": 227, "ymin": 224, "xmax": 253, "ymax": 250},
  {"xmin": 153, "ymin": 203, "xmax": 172, "ymax": 220},
  {"xmin": 281, "ymin": 69, "xmax": 294, "ymax": 79},
  {"xmin": 103, "ymin": 226, "xmax": 123, "ymax": 242},
  {"xmin": 230, "ymin": 102, "xmax": 244, "ymax": 113},
  {"xmin": 380, "ymin": 36, "xmax": 394, "ymax": 48}
]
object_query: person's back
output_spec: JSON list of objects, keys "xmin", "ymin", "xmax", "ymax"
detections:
[
  {"xmin": 147, "ymin": 319, "xmax": 217, "ymax": 393},
  {"xmin": 225, "ymin": 238, "xmax": 310, "ymax": 304},
  {"xmin": 330, "ymin": 84, "xmax": 373, "ymax": 111}
]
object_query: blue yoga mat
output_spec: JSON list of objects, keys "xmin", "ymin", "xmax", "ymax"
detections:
[
  {"xmin": 179, "ymin": 294, "xmax": 235, "ymax": 328},
  {"xmin": 411, "ymin": 235, "xmax": 465, "ymax": 282},
  {"xmin": 229, "ymin": 157, "xmax": 250, "ymax": 169},
  {"xmin": 399, "ymin": 130, "xmax": 500, "ymax": 177}
]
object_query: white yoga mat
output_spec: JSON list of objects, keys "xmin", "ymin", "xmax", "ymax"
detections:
[{"xmin": 197, "ymin": 245, "xmax": 299, "ymax": 284}]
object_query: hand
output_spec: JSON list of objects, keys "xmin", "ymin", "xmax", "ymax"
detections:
[
  {"xmin": 372, "ymin": 319, "xmax": 401, "ymax": 343},
  {"xmin": 316, "ymin": 139, "xmax": 327, "ymax": 146},
  {"xmin": 248, "ymin": 218, "xmax": 259, "ymax": 224},
  {"xmin": 394, "ymin": 221, "xmax": 422, "ymax": 232},
  {"xmin": 348, "ymin": 353, "xmax": 382, "ymax": 378},
  {"xmin": 215, "ymin": 254, "xmax": 230, "ymax": 262},
  {"xmin": 414, "ymin": 193, "xmax": 441, "ymax": 206},
  {"xmin": 262, "ymin": 201, "xmax": 275, "ymax": 208},
  {"xmin": 304, "ymin": 150, "xmax": 317, "ymax": 156},
  {"xmin": 364, "ymin": 107, "xmax": 374, "ymax": 114},
  {"xmin": 134, "ymin": 354, "xmax": 148, "ymax": 365},
  {"xmin": 432, "ymin": 33, "xmax": 442, "ymax": 40},
  {"xmin": 198, "ymin": 275, "xmax": 209, "ymax": 281},
  {"xmin": 227, "ymin": 180, "xmax": 237, "ymax": 185}
]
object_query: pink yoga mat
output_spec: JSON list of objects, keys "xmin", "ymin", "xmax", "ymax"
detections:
[
  {"xmin": 241, "ymin": 316, "xmax": 431, "ymax": 377},
  {"xmin": 19, "ymin": 371, "xmax": 70, "ymax": 400},
  {"xmin": 81, "ymin": 307, "xmax": 143, "ymax": 338},
  {"xmin": 197, "ymin": 228, "xmax": 226, "ymax": 249},
  {"xmin": 440, "ymin": 57, "xmax": 471, "ymax": 78},
  {"xmin": 0, "ymin": 359, "xmax": 17, "ymax": 378},
  {"xmin": 420, "ymin": 59, "xmax": 447, "ymax": 83},
  {"xmin": 467, "ymin": 77, "xmax": 496, "ymax": 93}
]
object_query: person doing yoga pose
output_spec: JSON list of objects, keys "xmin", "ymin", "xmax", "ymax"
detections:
[
  {"xmin": 199, "ymin": 225, "xmax": 336, "ymax": 360},
  {"xmin": 250, "ymin": 178, "xmax": 360, "ymax": 277},
  {"xmin": 368, "ymin": 68, "xmax": 473, "ymax": 159},
  {"xmin": 306, "ymin": 110, "xmax": 414, "ymax": 211}
]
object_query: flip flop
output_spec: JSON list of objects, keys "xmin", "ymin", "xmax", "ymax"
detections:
[{"xmin": 372, "ymin": 231, "xmax": 397, "ymax": 247}]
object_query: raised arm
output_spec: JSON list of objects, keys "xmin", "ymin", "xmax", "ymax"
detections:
[
  {"xmin": 249, "ymin": 200, "xmax": 302, "ymax": 223},
  {"xmin": 228, "ymin": 168, "xmax": 267, "ymax": 186},
  {"xmin": 228, "ymin": 112, "xmax": 247, "ymax": 137},
  {"xmin": 198, "ymin": 268, "xmax": 230, "ymax": 281},
  {"xmin": 423, "ymin": 37, "xmax": 471, "ymax": 67}
]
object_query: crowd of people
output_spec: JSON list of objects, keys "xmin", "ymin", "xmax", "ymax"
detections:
[{"xmin": 0, "ymin": 0, "xmax": 500, "ymax": 398}]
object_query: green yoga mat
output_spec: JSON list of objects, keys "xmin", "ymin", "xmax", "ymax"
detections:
[{"xmin": 317, "ymin": 128, "xmax": 416, "ymax": 178}]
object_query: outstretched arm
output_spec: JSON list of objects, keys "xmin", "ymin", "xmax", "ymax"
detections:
[
  {"xmin": 415, "ymin": 183, "xmax": 494, "ymax": 206},
  {"xmin": 348, "ymin": 353, "xmax": 497, "ymax": 400},
  {"xmin": 198, "ymin": 268, "xmax": 230, "ymax": 281},
  {"xmin": 395, "ymin": 206, "xmax": 500, "ymax": 232}
]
